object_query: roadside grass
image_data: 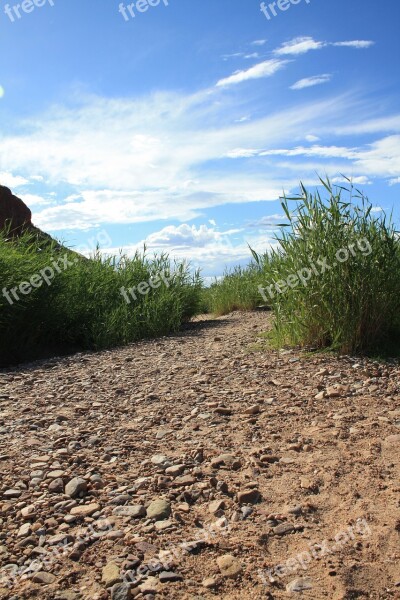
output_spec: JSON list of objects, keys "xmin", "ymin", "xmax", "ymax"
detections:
[
  {"xmin": 0, "ymin": 231, "xmax": 202, "ymax": 366},
  {"xmin": 204, "ymin": 178, "xmax": 400, "ymax": 355}
]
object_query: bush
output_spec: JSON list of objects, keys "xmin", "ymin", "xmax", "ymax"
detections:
[{"xmin": 0, "ymin": 233, "xmax": 203, "ymax": 366}]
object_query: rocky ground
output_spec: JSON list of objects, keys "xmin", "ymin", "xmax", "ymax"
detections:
[{"xmin": 0, "ymin": 311, "xmax": 399, "ymax": 600}]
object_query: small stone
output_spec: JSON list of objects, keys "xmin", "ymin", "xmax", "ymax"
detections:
[
  {"xmin": 155, "ymin": 519, "xmax": 173, "ymax": 531},
  {"xmin": 244, "ymin": 405, "xmax": 260, "ymax": 415},
  {"xmin": 273, "ymin": 523, "xmax": 295, "ymax": 536},
  {"xmin": 286, "ymin": 577, "xmax": 313, "ymax": 592},
  {"xmin": 237, "ymin": 489, "xmax": 261, "ymax": 504},
  {"xmin": 48, "ymin": 478, "xmax": 64, "ymax": 493},
  {"xmin": 21, "ymin": 505, "xmax": 36, "ymax": 519},
  {"xmin": 202, "ymin": 577, "xmax": 218, "ymax": 589},
  {"xmin": 211, "ymin": 454, "xmax": 241, "ymax": 470},
  {"xmin": 165, "ymin": 464, "xmax": 185, "ymax": 476},
  {"xmin": 139, "ymin": 576, "xmax": 159, "ymax": 594},
  {"xmin": 65, "ymin": 477, "xmax": 87, "ymax": 499},
  {"xmin": 31, "ymin": 571, "xmax": 56, "ymax": 584},
  {"xmin": 70, "ymin": 503, "xmax": 100, "ymax": 517},
  {"xmin": 216, "ymin": 554, "xmax": 242, "ymax": 579},
  {"xmin": 102, "ymin": 562, "xmax": 121, "ymax": 587},
  {"xmin": 111, "ymin": 582, "xmax": 132, "ymax": 600},
  {"xmin": 209, "ymin": 500, "xmax": 225, "ymax": 514},
  {"xmin": 314, "ymin": 391, "xmax": 325, "ymax": 400},
  {"xmin": 159, "ymin": 571, "xmax": 183, "ymax": 583},
  {"xmin": 17, "ymin": 523, "xmax": 31, "ymax": 538},
  {"xmin": 3, "ymin": 489, "xmax": 22, "ymax": 499},
  {"xmin": 112, "ymin": 505, "xmax": 146, "ymax": 518},
  {"xmin": 151, "ymin": 454, "xmax": 169, "ymax": 466},
  {"xmin": 214, "ymin": 407, "xmax": 232, "ymax": 416},
  {"xmin": 146, "ymin": 498, "xmax": 171, "ymax": 521}
]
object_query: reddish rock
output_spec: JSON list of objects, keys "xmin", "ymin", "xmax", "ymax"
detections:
[{"xmin": 0, "ymin": 185, "xmax": 32, "ymax": 236}]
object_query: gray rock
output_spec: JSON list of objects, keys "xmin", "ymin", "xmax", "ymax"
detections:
[
  {"xmin": 159, "ymin": 571, "xmax": 183, "ymax": 583},
  {"xmin": 65, "ymin": 477, "xmax": 87, "ymax": 498},
  {"xmin": 112, "ymin": 505, "xmax": 146, "ymax": 518},
  {"xmin": 111, "ymin": 582, "xmax": 132, "ymax": 600}
]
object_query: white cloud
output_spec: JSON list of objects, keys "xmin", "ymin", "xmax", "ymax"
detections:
[
  {"xmin": 389, "ymin": 177, "xmax": 400, "ymax": 185},
  {"xmin": 274, "ymin": 36, "xmax": 374, "ymax": 56},
  {"xmin": 216, "ymin": 59, "xmax": 288, "ymax": 87},
  {"xmin": 103, "ymin": 223, "xmax": 277, "ymax": 273},
  {"xmin": 252, "ymin": 40, "xmax": 267, "ymax": 46},
  {"xmin": 290, "ymin": 74, "xmax": 332, "ymax": 90},
  {"xmin": 0, "ymin": 86, "xmax": 4, "ymax": 99},
  {"xmin": 305, "ymin": 134, "xmax": 320, "ymax": 142},
  {"xmin": 331, "ymin": 175, "xmax": 371, "ymax": 185},
  {"xmin": 332, "ymin": 41, "xmax": 375, "ymax": 49},
  {"xmin": 0, "ymin": 172, "xmax": 29, "ymax": 188},
  {"xmin": 274, "ymin": 36, "xmax": 325, "ymax": 56}
]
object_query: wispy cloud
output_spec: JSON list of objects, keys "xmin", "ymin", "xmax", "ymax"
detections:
[
  {"xmin": 290, "ymin": 74, "xmax": 332, "ymax": 90},
  {"xmin": 274, "ymin": 36, "xmax": 374, "ymax": 56},
  {"xmin": 251, "ymin": 39, "xmax": 267, "ymax": 46},
  {"xmin": 274, "ymin": 36, "xmax": 325, "ymax": 56},
  {"xmin": 332, "ymin": 40, "xmax": 375, "ymax": 49},
  {"xmin": 216, "ymin": 58, "xmax": 288, "ymax": 87}
]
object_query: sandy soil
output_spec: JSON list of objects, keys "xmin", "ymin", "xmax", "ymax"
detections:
[{"xmin": 0, "ymin": 311, "xmax": 399, "ymax": 600}]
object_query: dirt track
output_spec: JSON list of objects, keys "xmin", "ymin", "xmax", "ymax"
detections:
[{"xmin": 0, "ymin": 311, "xmax": 399, "ymax": 599}]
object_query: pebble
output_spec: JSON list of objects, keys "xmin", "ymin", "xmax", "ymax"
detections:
[
  {"xmin": 286, "ymin": 577, "xmax": 313, "ymax": 592},
  {"xmin": 31, "ymin": 571, "xmax": 57, "ymax": 584},
  {"xmin": 111, "ymin": 582, "xmax": 132, "ymax": 600},
  {"xmin": 112, "ymin": 505, "xmax": 146, "ymax": 518},
  {"xmin": 216, "ymin": 554, "xmax": 243, "ymax": 579},
  {"xmin": 146, "ymin": 498, "xmax": 171, "ymax": 521},
  {"xmin": 159, "ymin": 570, "xmax": 183, "ymax": 583},
  {"xmin": 70, "ymin": 502, "xmax": 100, "ymax": 517},
  {"xmin": 102, "ymin": 562, "xmax": 121, "ymax": 587},
  {"xmin": 237, "ymin": 489, "xmax": 261, "ymax": 504}
]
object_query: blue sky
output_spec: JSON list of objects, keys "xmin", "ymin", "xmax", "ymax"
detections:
[{"xmin": 0, "ymin": 0, "xmax": 399, "ymax": 276}]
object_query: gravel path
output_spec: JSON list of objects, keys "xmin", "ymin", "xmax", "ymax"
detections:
[{"xmin": 0, "ymin": 311, "xmax": 399, "ymax": 600}]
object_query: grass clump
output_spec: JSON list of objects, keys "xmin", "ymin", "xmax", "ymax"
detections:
[
  {"xmin": 205, "ymin": 178, "xmax": 400, "ymax": 355},
  {"xmin": 0, "ymin": 232, "xmax": 202, "ymax": 366},
  {"xmin": 204, "ymin": 264, "xmax": 263, "ymax": 316},
  {"xmin": 264, "ymin": 179, "xmax": 400, "ymax": 354}
]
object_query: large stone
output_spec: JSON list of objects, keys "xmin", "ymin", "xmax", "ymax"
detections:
[
  {"xmin": 65, "ymin": 477, "xmax": 87, "ymax": 499},
  {"xmin": 146, "ymin": 498, "xmax": 171, "ymax": 521}
]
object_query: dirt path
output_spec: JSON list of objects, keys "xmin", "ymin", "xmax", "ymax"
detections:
[{"xmin": 0, "ymin": 312, "xmax": 399, "ymax": 600}]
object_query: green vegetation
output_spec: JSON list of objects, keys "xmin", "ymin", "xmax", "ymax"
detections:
[
  {"xmin": 0, "ymin": 231, "xmax": 202, "ymax": 366},
  {"xmin": 204, "ymin": 179, "xmax": 400, "ymax": 355}
]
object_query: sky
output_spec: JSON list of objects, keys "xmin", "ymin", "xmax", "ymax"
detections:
[{"xmin": 0, "ymin": 0, "xmax": 399, "ymax": 277}]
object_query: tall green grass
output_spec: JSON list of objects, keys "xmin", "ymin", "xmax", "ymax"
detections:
[
  {"xmin": 0, "ymin": 232, "xmax": 202, "ymax": 366},
  {"xmin": 204, "ymin": 264, "xmax": 263, "ymax": 316},
  {"xmin": 205, "ymin": 179, "xmax": 400, "ymax": 355}
]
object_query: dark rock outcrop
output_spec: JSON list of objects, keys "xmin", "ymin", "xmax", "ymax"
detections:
[{"xmin": 0, "ymin": 185, "xmax": 32, "ymax": 236}]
